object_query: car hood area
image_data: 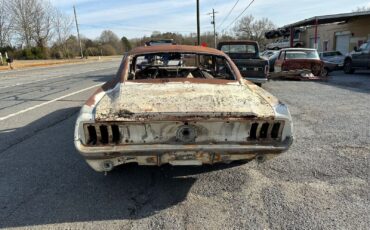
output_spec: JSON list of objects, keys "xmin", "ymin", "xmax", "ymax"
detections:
[{"xmin": 94, "ymin": 81, "xmax": 276, "ymax": 121}]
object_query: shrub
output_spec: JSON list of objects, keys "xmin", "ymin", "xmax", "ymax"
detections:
[{"xmin": 101, "ymin": 44, "xmax": 116, "ymax": 56}]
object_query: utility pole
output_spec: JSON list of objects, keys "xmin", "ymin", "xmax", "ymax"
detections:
[
  {"xmin": 196, "ymin": 0, "xmax": 200, "ymax": 45},
  {"xmin": 208, "ymin": 8, "xmax": 218, "ymax": 48},
  {"xmin": 73, "ymin": 5, "xmax": 84, "ymax": 58}
]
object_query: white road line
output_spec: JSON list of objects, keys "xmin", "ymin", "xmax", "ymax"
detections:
[
  {"xmin": 0, "ymin": 84, "xmax": 102, "ymax": 121},
  {"xmin": 0, "ymin": 66, "xmax": 114, "ymax": 89}
]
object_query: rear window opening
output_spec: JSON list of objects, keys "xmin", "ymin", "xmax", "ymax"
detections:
[
  {"xmin": 128, "ymin": 53, "xmax": 236, "ymax": 81},
  {"xmin": 220, "ymin": 44, "xmax": 257, "ymax": 54}
]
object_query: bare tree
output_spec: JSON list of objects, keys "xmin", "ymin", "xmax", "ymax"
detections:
[
  {"xmin": 100, "ymin": 30, "xmax": 120, "ymax": 44},
  {"xmin": 8, "ymin": 0, "xmax": 37, "ymax": 47},
  {"xmin": 233, "ymin": 15, "xmax": 276, "ymax": 45},
  {"xmin": 32, "ymin": 0, "xmax": 54, "ymax": 48},
  {"xmin": 53, "ymin": 9, "xmax": 72, "ymax": 46},
  {"xmin": 353, "ymin": 6, "xmax": 370, "ymax": 12},
  {"xmin": 52, "ymin": 9, "xmax": 73, "ymax": 57},
  {"xmin": 8, "ymin": 0, "xmax": 54, "ymax": 48},
  {"xmin": 0, "ymin": 0, "xmax": 12, "ymax": 47},
  {"xmin": 99, "ymin": 30, "xmax": 122, "ymax": 53}
]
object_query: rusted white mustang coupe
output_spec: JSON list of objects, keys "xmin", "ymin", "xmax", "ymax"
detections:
[{"xmin": 74, "ymin": 45, "xmax": 293, "ymax": 172}]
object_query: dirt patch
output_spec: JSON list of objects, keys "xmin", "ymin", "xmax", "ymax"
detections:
[{"xmin": 0, "ymin": 56, "xmax": 122, "ymax": 71}]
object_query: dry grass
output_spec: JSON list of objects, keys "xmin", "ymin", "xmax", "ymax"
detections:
[{"xmin": 0, "ymin": 55, "xmax": 122, "ymax": 71}]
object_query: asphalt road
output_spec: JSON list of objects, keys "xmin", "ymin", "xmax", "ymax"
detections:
[{"xmin": 0, "ymin": 63, "xmax": 369, "ymax": 229}]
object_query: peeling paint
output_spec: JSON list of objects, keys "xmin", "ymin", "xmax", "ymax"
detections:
[{"xmin": 74, "ymin": 45, "xmax": 294, "ymax": 172}]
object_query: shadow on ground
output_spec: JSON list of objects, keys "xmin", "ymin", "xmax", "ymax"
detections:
[
  {"xmin": 317, "ymin": 70, "xmax": 370, "ymax": 94},
  {"xmin": 0, "ymin": 107, "xmax": 243, "ymax": 228}
]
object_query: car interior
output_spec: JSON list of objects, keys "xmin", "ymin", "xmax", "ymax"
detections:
[{"xmin": 127, "ymin": 52, "xmax": 236, "ymax": 80}]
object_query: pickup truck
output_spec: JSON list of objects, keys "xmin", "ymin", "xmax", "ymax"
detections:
[
  {"xmin": 218, "ymin": 40, "xmax": 269, "ymax": 86},
  {"xmin": 343, "ymin": 40, "xmax": 370, "ymax": 74}
]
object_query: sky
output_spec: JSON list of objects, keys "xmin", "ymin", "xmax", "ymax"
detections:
[{"xmin": 50, "ymin": 0, "xmax": 370, "ymax": 39}]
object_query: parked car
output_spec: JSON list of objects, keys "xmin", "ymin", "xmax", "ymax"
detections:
[
  {"xmin": 343, "ymin": 41, "xmax": 370, "ymax": 74},
  {"xmin": 272, "ymin": 48, "xmax": 326, "ymax": 80},
  {"xmin": 74, "ymin": 45, "xmax": 294, "ymax": 172},
  {"xmin": 266, "ymin": 38, "xmax": 304, "ymax": 50},
  {"xmin": 218, "ymin": 40, "xmax": 269, "ymax": 86},
  {"xmin": 319, "ymin": 51, "xmax": 345, "ymax": 69},
  {"xmin": 261, "ymin": 50, "xmax": 279, "ymax": 59}
]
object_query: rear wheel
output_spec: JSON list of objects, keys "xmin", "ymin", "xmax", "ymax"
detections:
[
  {"xmin": 344, "ymin": 60, "xmax": 355, "ymax": 74},
  {"xmin": 311, "ymin": 64, "xmax": 322, "ymax": 76},
  {"xmin": 321, "ymin": 67, "xmax": 329, "ymax": 77}
]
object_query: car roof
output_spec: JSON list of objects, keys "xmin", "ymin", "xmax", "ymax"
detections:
[
  {"xmin": 129, "ymin": 45, "xmax": 227, "ymax": 56},
  {"xmin": 218, "ymin": 40, "xmax": 257, "ymax": 44},
  {"xmin": 280, "ymin": 48, "xmax": 317, "ymax": 51}
]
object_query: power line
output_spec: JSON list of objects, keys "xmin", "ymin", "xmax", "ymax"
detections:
[
  {"xmin": 222, "ymin": 0, "xmax": 255, "ymax": 31},
  {"xmin": 217, "ymin": 0, "xmax": 239, "ymax": 30}
]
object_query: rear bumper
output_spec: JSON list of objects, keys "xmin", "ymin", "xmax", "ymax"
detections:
[
  {"xmin": 75, "ymin": 137, "xmax": 293, "ymax": 171},
  {"xmin": 240, "ymin": 72, "xmax": 268, "ymax": 84},
  {"xmin": 245, "ymin": 77, "xmax": 268, "ymax": 84},
  {"xmin": 76, "ymin": 137, "xmax": 293, "ymax": 158}
]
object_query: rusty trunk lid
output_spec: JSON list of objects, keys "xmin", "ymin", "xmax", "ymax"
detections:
[{"xmin": 94, "ymin": 81, "xmax": 275, "ymax": 121}]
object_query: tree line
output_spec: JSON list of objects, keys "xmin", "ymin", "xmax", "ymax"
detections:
[
  {"xmin": 0, "ymin": 0, "xmax": 132, "ymax": 59},
  {"xmin": 129, "ymin": 15, "xmax": 276, "ymax": 49},
  {"xmin": 0, "ymin": 0, "xmax": 276, "ymax": 60}
]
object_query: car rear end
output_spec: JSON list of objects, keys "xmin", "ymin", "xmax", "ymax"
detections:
[
  {"xmin": 233, "ymin": 58, "xmax": 269, "ymax": 84},
  {"xmin": 74, "ymin": 82, "xmax": 293, "ymax": 172},
  {"xmin": 218, "ymin": 41, "xmax": 269, "ymax": 85}
]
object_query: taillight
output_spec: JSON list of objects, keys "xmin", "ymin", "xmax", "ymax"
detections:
[{"xmin": 249, "ymin": 121, "xmax": 283, "ymax": 140}]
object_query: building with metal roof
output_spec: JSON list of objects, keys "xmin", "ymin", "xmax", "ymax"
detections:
[{"xmin": 266, "ymin": 11, "xmax": 370, "ymax": 54}]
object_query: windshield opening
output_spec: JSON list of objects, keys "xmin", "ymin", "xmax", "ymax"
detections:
[{"xmin": 127, "ymin": 52, "xmax": 236, "ymax": 81}]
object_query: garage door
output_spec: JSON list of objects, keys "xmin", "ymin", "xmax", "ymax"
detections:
[{"xmin": 336, "ymin": 34, "xmax": 350, "ymax": 55}]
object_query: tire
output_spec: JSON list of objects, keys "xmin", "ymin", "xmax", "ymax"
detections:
[
  {"xmin": 321, "ymin": 67, "xmax": 329, "ymax": 77},
  {"xmin": 256, "ymin": 83, "xmax": 262, "ymax": 87},
  {"xmin": 311, "ymin": 64, "xmax": 322, "ymax": 76},
  {"xmin": 344, "ymin": 60, "xmax": 355, "ymax": 74}
]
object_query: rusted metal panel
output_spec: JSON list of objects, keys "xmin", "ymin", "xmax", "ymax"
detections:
[
  {"xmin": 128, "ymin": 45, "xmax": 226, "ymax": 57},
  {"xmin": 82, "ymin": 120, "xmax": 285, "ymax": 147},
  {"xmin": 74, "ymin": 45, "xmax": 294, "ymax": 172},
  {"xmin": 94, "ymin": 82, "xmax": 275, "ymax": 121}
]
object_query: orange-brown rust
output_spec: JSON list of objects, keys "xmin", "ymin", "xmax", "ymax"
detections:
[
  {"xmin": 128, "ymin": 45, "xmax": 226, "ymax": 56},
  {"xmin": 123, "ymin": 45, "xmax": 244, "ymax": 83},
  {"xmin": 85, "ymin": 58, "xmax": 129, "ymax": 107},
  {"xmin": 84, "ymin": 45, "xmax": 254, "ymax": 107}
]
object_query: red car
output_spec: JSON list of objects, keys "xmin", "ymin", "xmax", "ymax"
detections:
[{"xmin": 273, "ymin": 48, "xmax": 326, "ymax": 80}]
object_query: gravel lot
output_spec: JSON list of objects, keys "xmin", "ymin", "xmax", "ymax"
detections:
[{"xmin": 0, "ymin": 66, "xmax": 369, "ymax": 229}]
